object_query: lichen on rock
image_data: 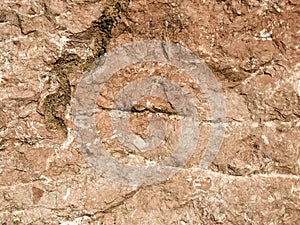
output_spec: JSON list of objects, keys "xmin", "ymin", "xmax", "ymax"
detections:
[{"xmin": 39, "ymin": 0, "xmax": 130, "ymax": 135}]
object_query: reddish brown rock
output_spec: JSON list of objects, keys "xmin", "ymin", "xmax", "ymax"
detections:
[{"xmin": 0, "ymin": 0, "xmax": 299, "ymax": 224}]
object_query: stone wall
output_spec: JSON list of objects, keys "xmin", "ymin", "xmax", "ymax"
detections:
[{"xmin": 0, "ymin": 0, "xmax": 299, "ymax": 224}]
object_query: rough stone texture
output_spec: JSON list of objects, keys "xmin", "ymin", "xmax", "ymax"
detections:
[{"xmin": 0, "ymin": 0, "xmax": 299, "ymax": 224}]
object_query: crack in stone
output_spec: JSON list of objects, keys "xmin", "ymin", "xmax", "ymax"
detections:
[{"xmin": 99, "ymin": 189, "xmax": 139, "ymax": 214}]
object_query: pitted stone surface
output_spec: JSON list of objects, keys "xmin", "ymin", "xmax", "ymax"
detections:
[{"xmin": 0, "ymin": 0, "xmax": 299, "ymax": 224}]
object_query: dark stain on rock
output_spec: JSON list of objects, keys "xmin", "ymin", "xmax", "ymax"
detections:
[{"xmin": 40, "ymin": 0, "xmax": 130, "ymax": 135}]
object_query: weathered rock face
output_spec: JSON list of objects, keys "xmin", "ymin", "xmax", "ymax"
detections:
[{"xmin": 0, "ymin": 0, "xmax": 299, "ymax": 224}]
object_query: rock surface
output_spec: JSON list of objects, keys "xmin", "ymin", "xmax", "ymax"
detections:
[{"xmin": 0, "ymin": 0, "xmax": 299, "ymax": 224}]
